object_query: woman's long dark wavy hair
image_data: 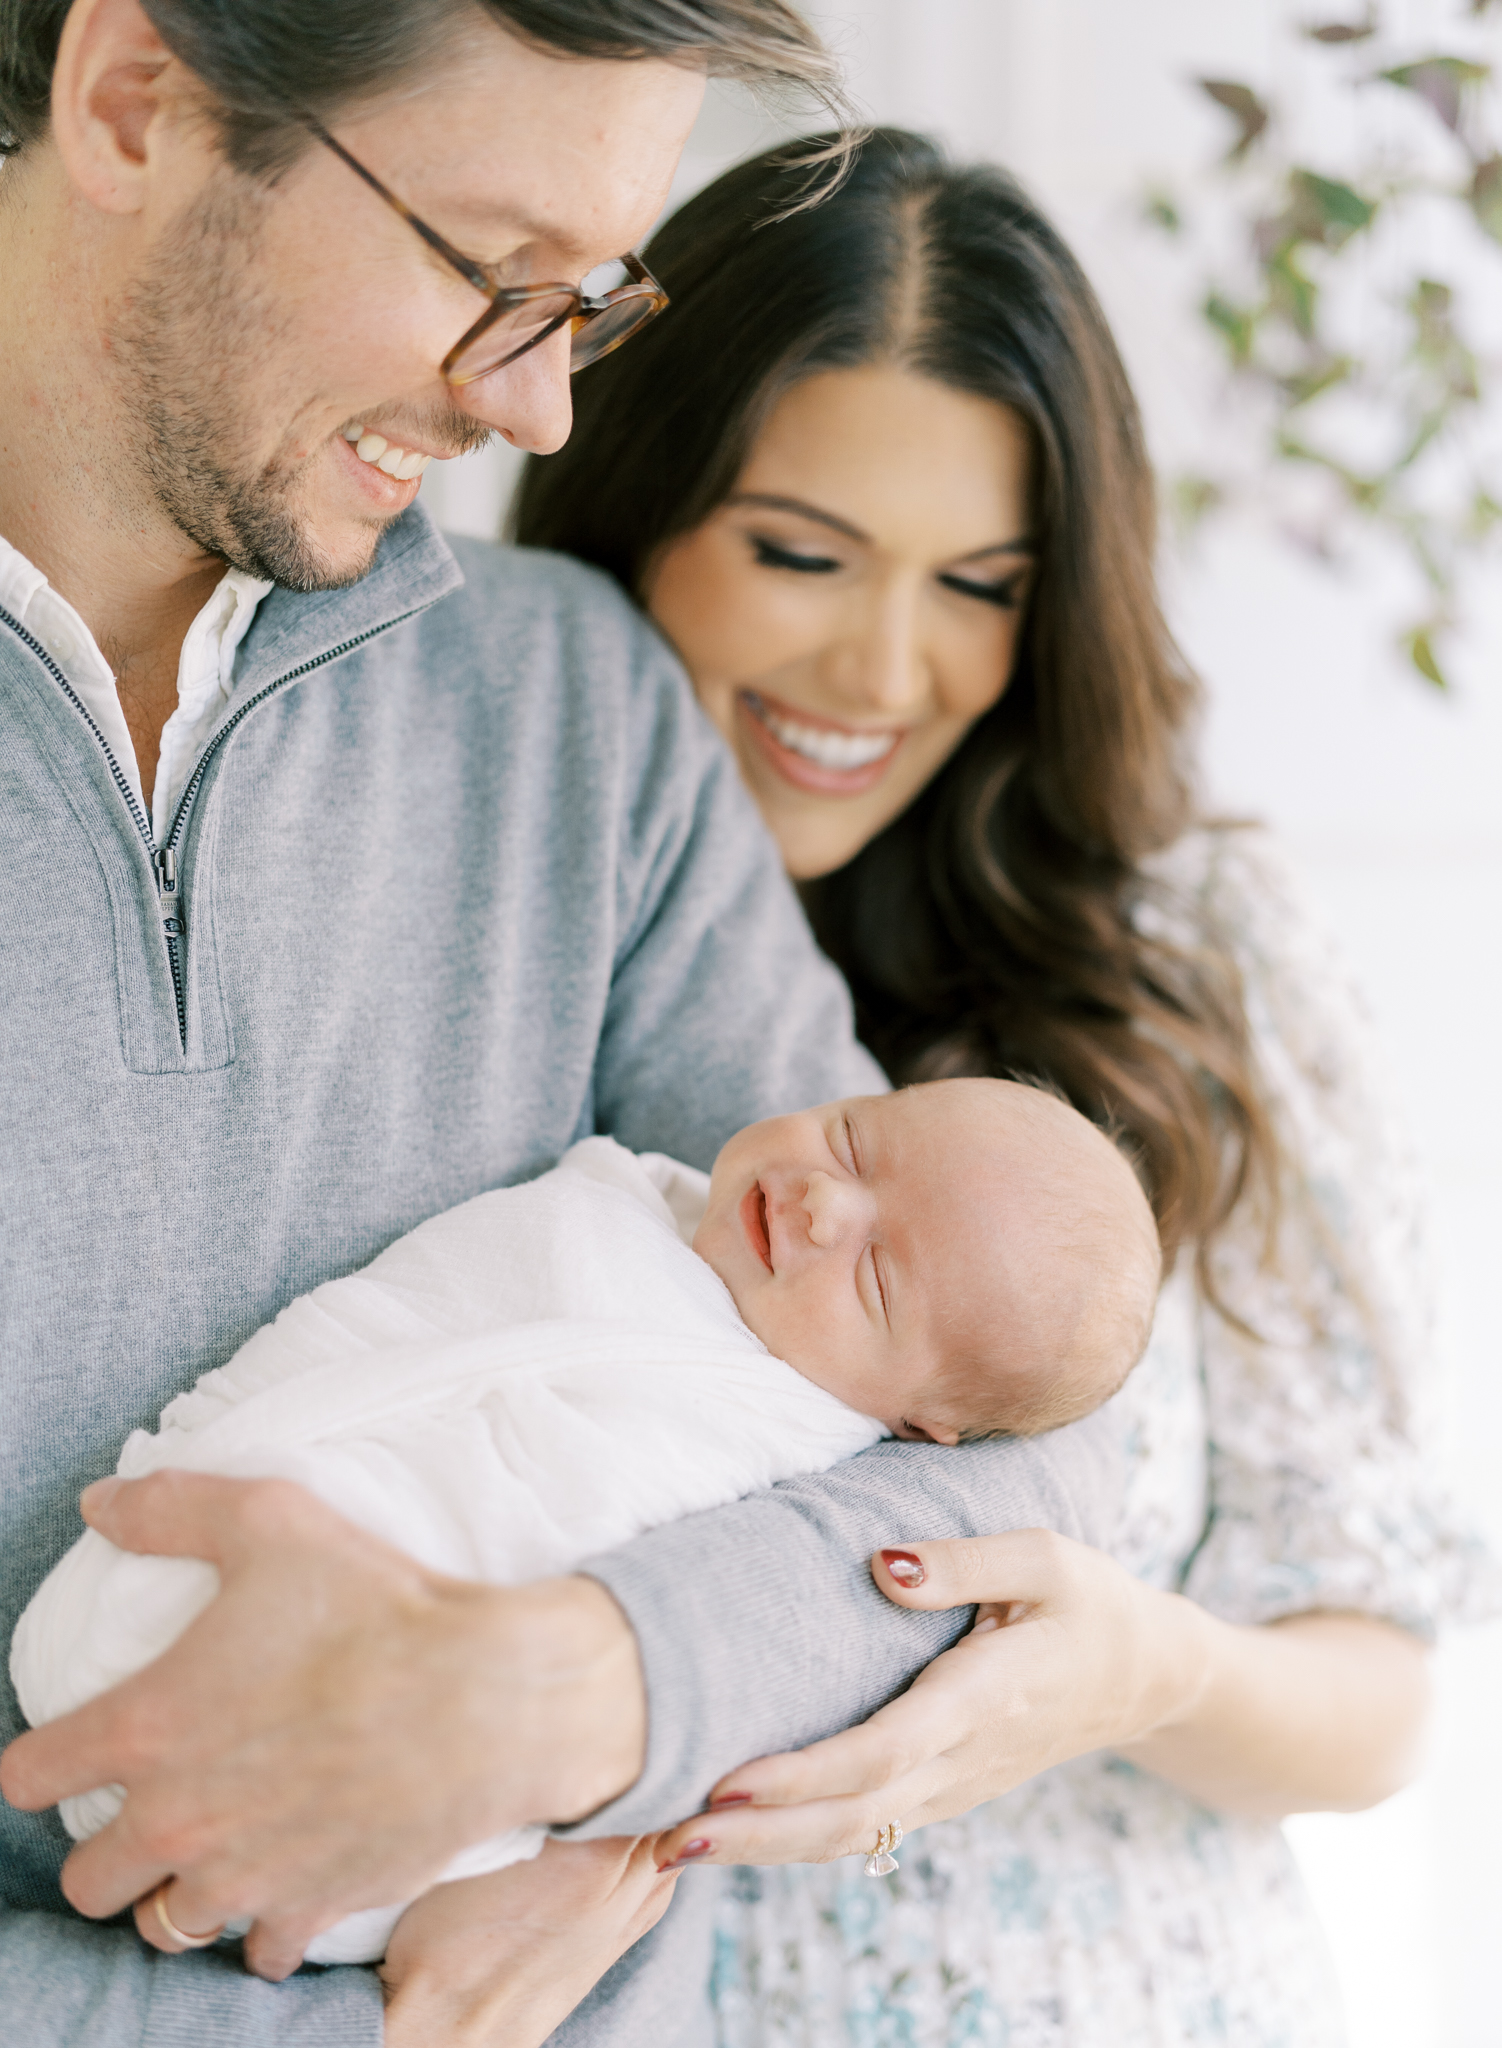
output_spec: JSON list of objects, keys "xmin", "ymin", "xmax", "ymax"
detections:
[{"xmin": 515, "ymin": 127, "xmax": 1277, "ymax": 1291}]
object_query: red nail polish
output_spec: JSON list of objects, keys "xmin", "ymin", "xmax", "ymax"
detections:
[
  {"xmin": 709, "ymin": 1792, "xmax": 753, "ymax": 1809},
  {"xmin": 881, "ymin": 1549, "xmax": 925, "ymax": 1587},
  {"xmin": 658, "ymin": 1838, "xmax": 713, "ymax": 1871}
]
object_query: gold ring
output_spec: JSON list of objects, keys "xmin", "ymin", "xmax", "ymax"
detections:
[
  {"xmin": 151, "ymin": 1882, "xmax": 225, "ymax": 1950},
  {"xmin": 863, "ymin": 1820, "xmax": 903, "ymax": 1877}
]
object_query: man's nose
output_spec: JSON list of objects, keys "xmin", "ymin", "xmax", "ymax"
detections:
[
  {"xmin": 453, "ymin": 324, "xmax": 574, "ymax": 455},
  {"xmin": 802, "ymin": 1171, "xmax": 873, "ymax": 1249}
]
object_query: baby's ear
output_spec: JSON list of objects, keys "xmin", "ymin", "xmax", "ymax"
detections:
[{"xmin": 898, "ymin": 1418, "xmax": 961, "ymax": 1447}]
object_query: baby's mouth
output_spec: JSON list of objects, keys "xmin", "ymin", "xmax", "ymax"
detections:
[{"xmin": 739, "ymin": 1182, "xmax": 773, "ymax": 1272}]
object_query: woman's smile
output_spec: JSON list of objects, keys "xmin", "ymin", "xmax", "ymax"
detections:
[
  {"xmin": 739, "ymin": 689, "xmax": 906, "ymax": 798},
  {"xmin": 644, "ymin": 365, "xmax": 1035, "ymax": 877}
]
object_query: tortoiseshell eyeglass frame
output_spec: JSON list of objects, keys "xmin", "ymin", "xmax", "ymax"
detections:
[{"xmin": 304, "ymin": 118, "xmax": 669, "ymax": 387}]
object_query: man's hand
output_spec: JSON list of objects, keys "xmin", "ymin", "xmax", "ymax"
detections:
[
  {"xmin": 380, "ymin": 1837, "xmax": 679, "ymax": 2048},
  {"xmin": 0, "ymin": 1472, "xmax": 645, "ymax": 1981}
]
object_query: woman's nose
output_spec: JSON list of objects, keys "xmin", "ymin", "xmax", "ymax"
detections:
[
  {"xmin": 454, "ymin": 324, "xmax": 575, "ymax": 455},
  {"xmin": 802, "ymin": 1171, "xmax": 873, "ymax": 1249},
  {"xmin": 823, "ymin": 584, "xmax": 931, "ymax": 716}
]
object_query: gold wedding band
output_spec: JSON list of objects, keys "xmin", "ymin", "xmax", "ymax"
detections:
[
  {"xmin": 151, "ymin": 1881, "xmax": 226, "ymax": 1950},
  {"xmin": 864, "ymin": 1820, "xmax": 903, "ymax": 1878}
]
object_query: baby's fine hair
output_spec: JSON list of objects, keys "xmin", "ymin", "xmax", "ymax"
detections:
[{"xmin": 927, "ymin": 1076, "xmax": 1163, "ymax": 1439}]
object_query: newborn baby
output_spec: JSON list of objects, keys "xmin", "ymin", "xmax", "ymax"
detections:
[
  {"xmin": 13, "ymin": 1078, "xmax": 1158, "ymax": 1964},
  {"xmin": 696, "ymin": 1077, "xmax": 1159, "ymax": 1443}
]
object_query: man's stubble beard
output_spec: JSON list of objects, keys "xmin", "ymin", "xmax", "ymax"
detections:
[
  {"xmin": 111, "ymin": 170, "xmax": 488, "ymax": 592},
  {"xmin": 111, "ymin": 173, "xmax": 359, "ymax": 591}
]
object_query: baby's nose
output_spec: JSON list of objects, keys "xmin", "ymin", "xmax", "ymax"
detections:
[{"xmin": 802, "ymin": 1171, "xmax": 871, "ymax": 1248}]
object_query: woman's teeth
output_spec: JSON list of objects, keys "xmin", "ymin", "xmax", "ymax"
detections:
[
  {"xmin": 342, "ymin": 425, "xmax": 432, "ymax": 482},
  {"xmin": 746, "ymin": 693, "xmax": 900, "ymax": 771}
]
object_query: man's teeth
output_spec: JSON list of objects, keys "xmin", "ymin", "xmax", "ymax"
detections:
[
  {"xmin": 750, "ymin": 696, "xmax": 900, "ymax": 771},
  {"xmin": 341, "ymin": 425, "xmax": 431, "ymax": 482}
]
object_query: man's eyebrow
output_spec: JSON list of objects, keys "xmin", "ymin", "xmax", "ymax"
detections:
[{"xmin": 726, "ymin": 493, "xmax": 871, "ymax": 543}]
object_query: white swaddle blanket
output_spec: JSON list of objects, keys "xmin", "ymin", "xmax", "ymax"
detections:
[{"xmin": 12, "ymin": 1137, "xmax": 884, "ymax": 1964}]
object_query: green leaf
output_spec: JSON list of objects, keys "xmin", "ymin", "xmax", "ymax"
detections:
[
  {"xmin": 1305, "ymin": 17, "xmax": 1377, "ymax": 42},
  {"xmin": 1468, "ymin": 488, "xmax": 1502, "ymax": 535},
  {"xmin": 1280, "ymin": 354, "xmax": 1355, "ymax": 405},
  {"xmin": 1470, "ymin": 156, "xmax": 1502, "ymax": 241},
  {"xmin": 1143, "ymin": 188, "xmax": 1182, "ymax": 234},
  {"xmin": 1411, "ymin": 276, "xmax": 1454, "ymax": 320},
  {"xmin": 1266, "ymin": 247, "xmax": 1320, "ymax": 338},
  {"xmin": 1278, "ymin": 433, "xmax": 1385, "ymax": 509},
  {"xmin": 1379, "ymin": 56, "xmax": 1490, "ymax": 133},
  {"xmin": 1393, "ymin": 409, "xmax": 1448, "ymax": 472},
  {"xmin": 1172, "ymin": 475, "xmax": 1224, "ymax": 528},
  {"xmin": 1406, "ymin": 278, "xmax": 1481, "ymax": 401},
  {"xmin": 1203, "ymin": 291, "xmax": 1258, "ymax": 364},
  {"xmin": 1403, "ymin": 624, "xmax": 1449, "ymax": 688},
  {"xmin": 1286, "ymin": 167, "xmax": 1378, "ymax": 243},
  {"xmin": 1199, "ymin": 79, "xmax": 1270, "ymax": 160}
]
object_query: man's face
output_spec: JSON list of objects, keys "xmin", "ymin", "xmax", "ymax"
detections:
[{"xmin": 109, "ymin": 24, "xmax": 705, "ymax": 588}]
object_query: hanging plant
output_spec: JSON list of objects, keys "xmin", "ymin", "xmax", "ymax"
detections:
[{"xmin": 1146, "ymin": 4, "xmax": 1502, "ymax": 688}]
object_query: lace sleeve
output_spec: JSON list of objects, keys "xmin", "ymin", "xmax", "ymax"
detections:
[{"xmin": 1154, "ymin": 829, "xmax": 1499, "ymax": 1638}]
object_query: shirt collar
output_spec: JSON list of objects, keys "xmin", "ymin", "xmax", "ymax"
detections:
[{"xmin": 0, "ymin": 505, "xmax": 461, "ymax": 830}]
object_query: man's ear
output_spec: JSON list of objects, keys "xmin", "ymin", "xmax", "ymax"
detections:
[{"xmin": 49, "ymin": 0, "xmax": 185, "ymax": 216}]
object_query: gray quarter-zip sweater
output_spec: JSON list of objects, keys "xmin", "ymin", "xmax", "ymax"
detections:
[{"xmin": 0, "ymin": 507, "xmax": 1119, "ymax": 2046}]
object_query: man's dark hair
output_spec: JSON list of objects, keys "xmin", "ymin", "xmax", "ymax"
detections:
[{"xmin": 0, "ymin": 0, "xmax": 840, "ymax": 167}]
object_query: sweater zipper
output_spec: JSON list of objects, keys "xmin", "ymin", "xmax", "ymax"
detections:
[{"xmin": 2, "ymin": 603, "xmax": 423, "ymax": 1051}]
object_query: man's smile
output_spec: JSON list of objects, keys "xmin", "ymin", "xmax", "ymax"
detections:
[{"xmin": 341, "ymin": 423, "xmax": 435, "ymax": 481}]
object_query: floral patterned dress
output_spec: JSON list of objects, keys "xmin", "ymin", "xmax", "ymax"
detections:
[{"xmin": 710, "ymin": 830, "xmax": 1497, "ymax": 2048}]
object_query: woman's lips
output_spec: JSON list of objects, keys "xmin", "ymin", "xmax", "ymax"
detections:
[
  {"xmin": 739, "ymin": 690, "xmax": 906, "ymax": 798},
  {"xmin": 739, "ymin": 1182, "xmax": 773, "ymax": 1272}
]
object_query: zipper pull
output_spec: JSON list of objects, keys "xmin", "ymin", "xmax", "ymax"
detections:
[{"xmin": 154, "ymin": 846, "xmax": 185, "ymax": 938}]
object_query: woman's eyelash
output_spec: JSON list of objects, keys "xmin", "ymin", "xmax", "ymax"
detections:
[
  {"xmin": 751, "ymin": 536, "xmax": 843, "ymax": 575},
  {"xmin": 938, "ymin": 571, "xmax": 1026, "ymax": 609}
]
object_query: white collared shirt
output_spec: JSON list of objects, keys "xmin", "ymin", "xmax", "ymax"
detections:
[{"xmin": 0, "ymin": 533, "xmax": 271, "ymax": 841}]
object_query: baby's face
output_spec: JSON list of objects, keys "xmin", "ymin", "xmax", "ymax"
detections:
[{"xmin": 693, "ymin": 1090, "xmax": 997, "ymax": 1442}]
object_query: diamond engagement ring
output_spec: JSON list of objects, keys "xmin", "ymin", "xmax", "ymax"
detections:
[
  {"xmin": 150, "ymin": 1882, "xmax": 226, "ymax": 1950},
  {"xmin": 864, "ymin": 1821, "xmax": 903, "ymax": 1877}
]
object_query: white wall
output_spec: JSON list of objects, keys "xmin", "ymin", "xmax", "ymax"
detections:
[{"xmin": 423, "ymin": 11, "xmax": 1502, "ymax": 2040}]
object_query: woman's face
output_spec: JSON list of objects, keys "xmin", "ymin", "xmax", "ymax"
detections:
[{"xmin": 644, "ymin": 364, "xmax": 1035, "ymax": 878}]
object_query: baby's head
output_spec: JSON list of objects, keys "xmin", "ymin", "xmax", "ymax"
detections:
[{"xmin": 693, "ymin": 1078, "xmax": 1161, "ymax": 1442}]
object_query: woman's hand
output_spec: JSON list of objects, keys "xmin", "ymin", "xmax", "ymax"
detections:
[
  {"xmin": 654, "ymin": 1529, "xmax": 1207, "ymax": 1870},
  {"xmin": 651, "ymin": 1528, "xmax": 1429, "ymax": 1872},
  {"xmin": 380, "ymin": 1836, "xmax": 679, "ymax": 2048}
]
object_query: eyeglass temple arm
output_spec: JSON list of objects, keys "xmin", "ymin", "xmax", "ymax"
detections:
[
  {"xmin": 303, "ymin": 116, "xmax": 659, "ymax": 309},
  {"xmin": 301, "ymin": 116, "xmax": 496, "ymax": 297}
]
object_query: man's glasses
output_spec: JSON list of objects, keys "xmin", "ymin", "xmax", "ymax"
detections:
[{"xmin": 306, "ymin": 120, "xmax": 669, "ymax": 388}]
